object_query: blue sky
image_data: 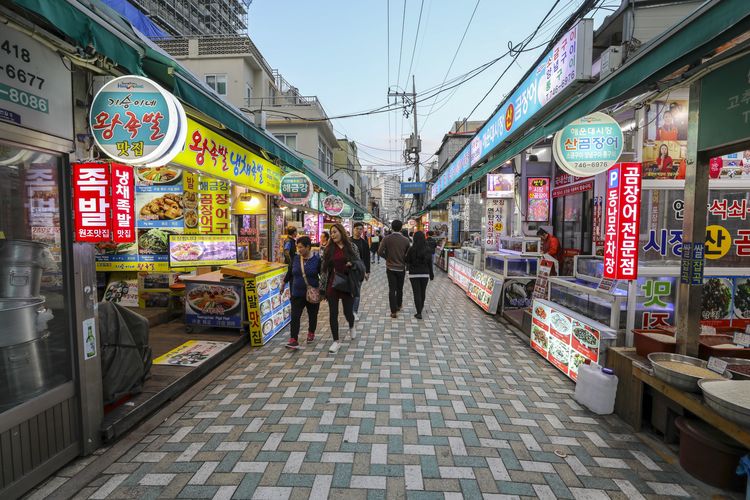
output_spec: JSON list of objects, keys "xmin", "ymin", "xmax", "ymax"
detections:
[{"xmin": 248, "ymin": 1, "xmax": 608, "ymax": 179}]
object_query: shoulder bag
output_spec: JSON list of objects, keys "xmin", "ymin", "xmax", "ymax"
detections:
[{"xmin": 299, "ymin": 255, "xmax": 322, "ymax": 303}]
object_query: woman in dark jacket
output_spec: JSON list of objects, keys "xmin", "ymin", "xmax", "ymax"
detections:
[
  {"xmin": 321, "ymin": 223, "xmax": 363, "ymax": 353},
  {"xmin": 282, "ymin": 236, "xmax": 321, "ymax": 349},
  {"xmin": 405, "ymin": 231, "xmax": 434, "ymax": 319}
]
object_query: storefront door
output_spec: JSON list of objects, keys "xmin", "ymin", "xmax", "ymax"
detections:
[{"xmin": 553, "ymin": 190, "xmax": 593, "ymax": 275}]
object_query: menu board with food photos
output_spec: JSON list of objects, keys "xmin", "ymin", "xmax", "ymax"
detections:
[
  {"xmin": 467, "ymin": 268, "xmax": 503, "ymax": 314},
  {"xmin": 96, "ymin": 165, "xmax": 184, "ymax": 272},
  {"xmin": 244, "ymin": 266, "xmax": 291, "ymax": 346},
  {"xmin": 168, "ymin": 234, "xmax": 237, "ymax": 268},
  {"xmin": 531, "ymin": 299, "xmax": 615, "ymax": 381},
  {"xmin": 448, "ymin": 257, "xmax": 472, "ymax": 292},
  {"xmin": 185, "ymin": 281, "xmax": 244, "ymax": 329}
]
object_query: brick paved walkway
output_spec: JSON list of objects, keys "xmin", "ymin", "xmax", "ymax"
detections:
[{"xmin": 34, "ymin": 263, "xmax": 713, "ymax": 499}]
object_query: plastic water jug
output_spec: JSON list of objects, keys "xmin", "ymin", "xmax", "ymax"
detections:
[{"xmin": 574, "ymin": 363, "xmax": 618, "ymax": 415}]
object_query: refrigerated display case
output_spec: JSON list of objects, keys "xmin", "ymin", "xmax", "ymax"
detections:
[
  {"xmin": 497, "ymin": 236, "xmax": 541, "ymax": 255},
  {"xmin": 436, "ymin": 245, "xmax": 457, "ymax": 272},
  {"xmin": 453, "ymin": 246, "xmax": 482, "ymax": 268},
  {"xmin": 484, "ymin": 251, "xmax": 540, "ymax": 316}
]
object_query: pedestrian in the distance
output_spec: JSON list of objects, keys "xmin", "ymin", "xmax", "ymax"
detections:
[
  {"xmin": 426, "ymin": 230, "xmax": 438, "ymax": 255},
  {"xmin": 320, "ymin": 230, "xmax": 330, "ymax": 251},
  {"xmin": 378, "ymin": 220, "xmax": 411, "ymax": 319},
  {"xmin": 405, "ymin": 231, "xmax": 434, "ymax": 320},
  {"xmin": 282, "ymin": 236, "xmax": 321, "ymax": 349},
  {"xmin": 321, "ymin": 223, "xmax": 364, "ymax": 353},
  {"xmin": 369, "ymin": 230, "xmax": 381, "ymax": 264},
  {"xmin": 351, "ymin": 222, "xmax": 371, "ymax": 321},
  {"xmin": 283, "ymin": 225, "xmax": 297, "ymax": 265}
]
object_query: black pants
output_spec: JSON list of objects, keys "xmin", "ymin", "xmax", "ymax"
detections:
[
  {"xmin": 327, "ymin": 294, "xmax": 354, "ymax": 341},
  {"xmin": 290, "ymin": 296, "xmax": 320, "ymax": 340},
  {"xmin": 410, "ymin": 278, "xmax": 429, "ymax": 315},
  {"xmin": 370, "ymin": 247, "xmax": 379, "ymax": 262},
  {"xmin": 386, "ymin": 270, "xmax": 406, "ymax": 313}
]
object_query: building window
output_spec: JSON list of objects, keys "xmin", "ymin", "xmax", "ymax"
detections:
[
  {"xmin": 245, "ymin": 84, "xmax": 253, "ymax": 104},
  {"xmin": 274, "ymin": 134, "xmax": 297, "ymax": 151},
  {"xmin": 318, "ymin": 139, "xmax": 333, "ymax": 176},
  {"xmin": 205, "ymin": 74, "xmax": 227, "ymax": 96}
]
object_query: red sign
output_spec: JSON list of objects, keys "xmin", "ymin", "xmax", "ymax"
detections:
[
  {"xmin": 552, "ymin": 179, "xmax": 593, "ymax": 198},
  {"xmin": 111, "ymin": 164, "xmax": 135, "ymax": 243},
  {"xmin": 527, "ymin": 177, "xmax": 550, "ymax": 222},
  {"xmin": 604, "ymin": 163, "xmax": 642, "ymax": 280},
  {"xmin": 73, "ymin": 163, "xmax": 111, "ymax": 242}
]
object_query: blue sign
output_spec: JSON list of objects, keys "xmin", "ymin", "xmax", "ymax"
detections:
[
  {"xmin": 401, "ymin": 182, "xmax": 427, "ymax": 195},
  {"xmin": 431, "ymin": 20, "xmax": 592, "ymax": 199}
]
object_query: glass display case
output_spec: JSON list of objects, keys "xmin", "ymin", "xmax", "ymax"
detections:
[
  {"xmin": 547, "ymin": 256, "xmax": 628, "ymax": 334},
  {"xmin": 498, "ymin": 236, "xmax": 541, "ymax": 255},
  {"xmin": 453, "ymin": 246, "xmax": 482, "ymax": 268},
  {"xmin": 485, "ymin": 252, "xmax": 539, "ymax": 277}
]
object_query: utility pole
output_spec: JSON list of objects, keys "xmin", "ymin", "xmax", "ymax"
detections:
[{"xmin": 388, "ymin": 77, "xmax": 421, "ymax": 213}]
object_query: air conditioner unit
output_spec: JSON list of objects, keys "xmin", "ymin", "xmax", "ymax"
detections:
[
  {"xmin": 600, "ymin": 46, "xmax": 623, "ymax": 78},
  {"xmin": 254, "ymin": 110, "xmax": 267, "ymax": 129}
]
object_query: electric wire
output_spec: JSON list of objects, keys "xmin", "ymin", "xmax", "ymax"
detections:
[
  {"xmin": 395, "ymin": 0, "xmax": 407, "ymax": 88},
  {"xmin": 403, "ymin": 0, "xmax": 425, "ymax": 90}
]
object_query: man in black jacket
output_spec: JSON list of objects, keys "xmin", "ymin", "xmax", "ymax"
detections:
[{"xmin": 351, "ymin": 222, "xmax": 371, "ymax": 321}]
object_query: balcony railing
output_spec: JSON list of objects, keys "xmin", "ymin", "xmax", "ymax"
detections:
[{"xmin": 246, "ymin": 96, "xmax": 322, "ymax": 108}]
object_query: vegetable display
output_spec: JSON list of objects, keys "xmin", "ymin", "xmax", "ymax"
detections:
[{"xmin": 702, "ymin": 278, "xmax": 732, "ymax": 320}]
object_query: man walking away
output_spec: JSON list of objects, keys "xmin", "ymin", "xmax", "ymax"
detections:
[
  {"xmin": 378, "ymin": 220, "xmax": 411, "ymax": 318},
  {"xmin": 426, "ymin": 231, "xmax": 438, "ymax": 255},
  {"xmin": 351, "ymin": 222, "xmax": 371, "ymax": 321},
  {"xmin": 369, "ymin": 230, "xmax": 381, "ymax": 263}
]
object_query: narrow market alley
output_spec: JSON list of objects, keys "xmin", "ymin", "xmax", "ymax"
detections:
[{"xmin": 29, "ymin": 264, "xmax": 715, "ymax": 500}]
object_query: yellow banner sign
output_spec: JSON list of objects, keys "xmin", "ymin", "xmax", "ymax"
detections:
[
  {"xmin": 96, "ymin": 261, "xmax": 171, "ymax": 272},
  {"xmin": 172, "ymin": 119, "xmax": 282, "ymax": 195},
  {"xmin": 199, "ymin": 177, "xmax": 230, "ymax": 234}
]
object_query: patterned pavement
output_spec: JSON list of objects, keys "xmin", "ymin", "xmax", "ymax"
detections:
[{"xmin": 34, "ymin": 262, "xmax": 714, "ymax": 499}]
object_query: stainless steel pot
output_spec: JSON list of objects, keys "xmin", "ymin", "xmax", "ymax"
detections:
[
  {"xmin": 0, "ymin": 332, "xmax": 54, "ymax": 411},
  {"xmin": 0, "ymin": 297, "xmax": 47, "ymax": 346},
  {"xmin": 0, "ymin": 239, "xmax": 48, "ymax": 263},
  {"xmin": 0, "ymin": 263, "xmax": 43, "ymax": 298}
]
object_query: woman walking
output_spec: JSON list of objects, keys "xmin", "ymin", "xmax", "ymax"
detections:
[
  {"xmin": 405, "ymin": 231, "xmax": 434, "ymax": 320},
  {"xmin": 282, "ymin": 236, "xmax": 321, "ymax": 349},
  {"xmin": 321, "ymin": 223, "xmax": 363, "ymax": 353}
]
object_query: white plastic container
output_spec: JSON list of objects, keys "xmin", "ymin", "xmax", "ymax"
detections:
[{"xmin": 574, "ymin": 363, "xmax": 619, "ymax": 415}]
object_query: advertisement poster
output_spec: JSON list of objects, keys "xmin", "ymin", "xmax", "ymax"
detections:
[
  {"xmin": 198, "ymin": 177, "xmax": 230, "ymax": 234},
  {"xmin": 642, "ymin": 99, "xmax": 688, "ymax": 180},
  {"xmin": 73, "ymin": 162, "xmax": 111, "ymax": 242},
  {"xmin": 138, "ymin": 272, "xmax": 172, "ymax": 308},
  {"xmin": 448, "ymin": 258, "xmax": 472, "ymax": 292},
  {"xmin": 185, "ymin": 282, "xmax": 243, "ymax": 328},
  {"xmin": 24, "ymin": 162, "xmax": 63, "ymax": 289},
  {"xmin": 245, "ymin": 267, "xmax": 291, "ymax": 346},
  {"xmin": 168, "ymin": 234, "xmax": 237, "ymax": 268},
  {"xmin": 486, "ymin": 174, "xmax": 514, "ymax": 198},
  {"xmin": 111, "ymin": 163, "xmax": 135, "ymax": 243},
  {"xmin": 531, "ymin": 299, "xmax": 606, "ymax": 381},
  {"xmin": 103, "ymin": 275, "xmax": 139, "ymax": 307},
  {"xmin": 527, "ymin": 177, "xmax": 550, "ymax": 222},
  {"xmin": 96, "ymin": 165, "xmax": 184, "ymax": 272},
  {"xmin": 484, "ymin": 199, "xmax": 507, "ymax": 250},
  {"xmin": 153, "ymin": 340, "xmax": 231, "ymax": 367}
]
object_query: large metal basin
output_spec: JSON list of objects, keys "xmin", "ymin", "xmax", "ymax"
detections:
[
  {"xmin": 0, "ymin": 239, "xmax": 48, "ymax": 263},
  {"xmin": 0, "ymin": 297, "xmax": 48, "ymax": 346},
  {"xmin": 0, "ymin": 332, "xmax": 54, "ymax": 411},
  {"xmin": 0, "ymin": 263, "xmax": 43, "ymax": 298},
  {"xmin": 648, "ymin": 352, "xmax": 732, "ymax": 393}
]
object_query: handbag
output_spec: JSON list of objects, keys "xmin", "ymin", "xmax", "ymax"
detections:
[
  {"xmin": 332, "ymin": 270, "xmax": 351, "ymax": 293},
  {"xmin": 299, "ymin": 255, "xmax": 322, "ymax": 304}
]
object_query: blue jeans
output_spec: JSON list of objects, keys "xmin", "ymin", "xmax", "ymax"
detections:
[{"xmin": 353, "ymin": 294, "xmax": 361, "ymax": 314}]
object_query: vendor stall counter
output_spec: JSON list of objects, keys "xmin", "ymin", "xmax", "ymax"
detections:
[{"xmin": 484, "ymin": 250, "xmax": 540, "ymax": 317}]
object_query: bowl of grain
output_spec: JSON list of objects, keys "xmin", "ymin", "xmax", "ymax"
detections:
[
  {"xmin": 698, "ymin": 379, "xmax": 750, "ymax": 426},
  {"xmin": 633, "ymin": 329, "xmax": 676, "ymax": 357},
  {"xmin": 648, "ymin": 353, "xmax": 732, "ymax": 393},
  {"xmin": 718, "ymin": 357, "xmax": 750, "ymax": 381}
]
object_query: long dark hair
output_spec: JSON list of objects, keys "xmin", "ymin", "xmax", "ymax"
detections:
[
  {"xmin": 408, "ymin": 231, "xmax": 429, "ymax": 260},
  {"xmin": 324, "ymin": 223, "xmax": 353, "ymax": 264}
]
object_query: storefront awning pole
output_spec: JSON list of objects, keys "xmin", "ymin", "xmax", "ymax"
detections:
[{"xmin": 675, "ymin": 80, "xmax": 709, "ymax": 357}]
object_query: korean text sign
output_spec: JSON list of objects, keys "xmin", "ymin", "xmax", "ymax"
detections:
[
  {"xmin": 73, "ymin": 162, "xmax": 137, "ymax": 244},
  {"xmin": 172, "ymin": 119, "xmax": 282, "ymax": 195},
  {"xmin": 431, "ymin": 20, "xmax": 592, "ymax": 199},
  {"xmin": 527, "ymin": 177, "xmax": 550, "ymax": 222},
  {"xmin": 90, "ymin": 76, "xmax": 182, "ymax": 165},
  {"xmin": 603, "ymin": 163, "xmax": 642, "ymax": 280},
  {"xmin": 553, "ymin": 112, "xmax": 623, "ymax": 177}
]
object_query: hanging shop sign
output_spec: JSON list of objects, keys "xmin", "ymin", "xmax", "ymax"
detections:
[
  {"xmin": 172, "ymin": 119, "xmax": 282, "ymax": 195},
  {"xmin": 431, "ymin": 19, "xmax": 593, "ymax": 199},
  {"xmin": 526, "ymin": 177, "xmax": 550, "ymax": 222},
  {"xmin": 280, "ymin": 171, "xmax": 313, "ymax": 205},
  {"xmin": 553, "ymin": 112, "xmax": 623, "ymax": 177},
  {"xmin": 401, "ymin": 182, "xmax": 427, "ymax": 195},
  {"xmin": 0, "ymin": 28, "xmax": 73, "ymax": 140},
  {"xmin": 698, "ymin": 52, "xmax": 750, "ymax": 152},
  {"xmin": 339, "ymin": 202, "xmax": 355, "ymax": 219},
  {"xmin": 603, "ymin": 163, "xmax": 642, "ymax": 280},
  {"xmin": 485, "ymin": 199, "xmax": 508, "ymax": 250},
  {"xmin": 111, "ymin": 163, "xmax": 135, "ymax": 243},
  {"xmin": 486, "ymin": 174, "xmax": 514, "ymax": 199},
  {"xmin": 90, "ymin": 76, "xmax": 185, "ymax": 165},
  {"xmin": 73, "ymin": 163, "xmax": 111, "ymax": 242},
  {"xmin": 321, "ymin": 194, "xmax": 344, "ymax": 216}
]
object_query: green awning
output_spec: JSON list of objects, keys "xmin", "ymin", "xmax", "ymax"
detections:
[
  {"xmin": 12, "ymin": 0, "xmax": 304, "ymax": 171},
  {"xmin": 429, "ymin": 0, "xmax": 750, "ymax": 207}
]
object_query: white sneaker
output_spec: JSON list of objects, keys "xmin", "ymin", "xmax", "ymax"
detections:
[
  {"xmin": 349, "ymin": 325, "xmax": 357, "ymax": 339},
  {"xmin": 353, "ymin": 312, "xmax": 360, "ymax": 321},
  {"xmin": 329, "ymin": 341, "xmax": 340, "ymax": 353}
]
